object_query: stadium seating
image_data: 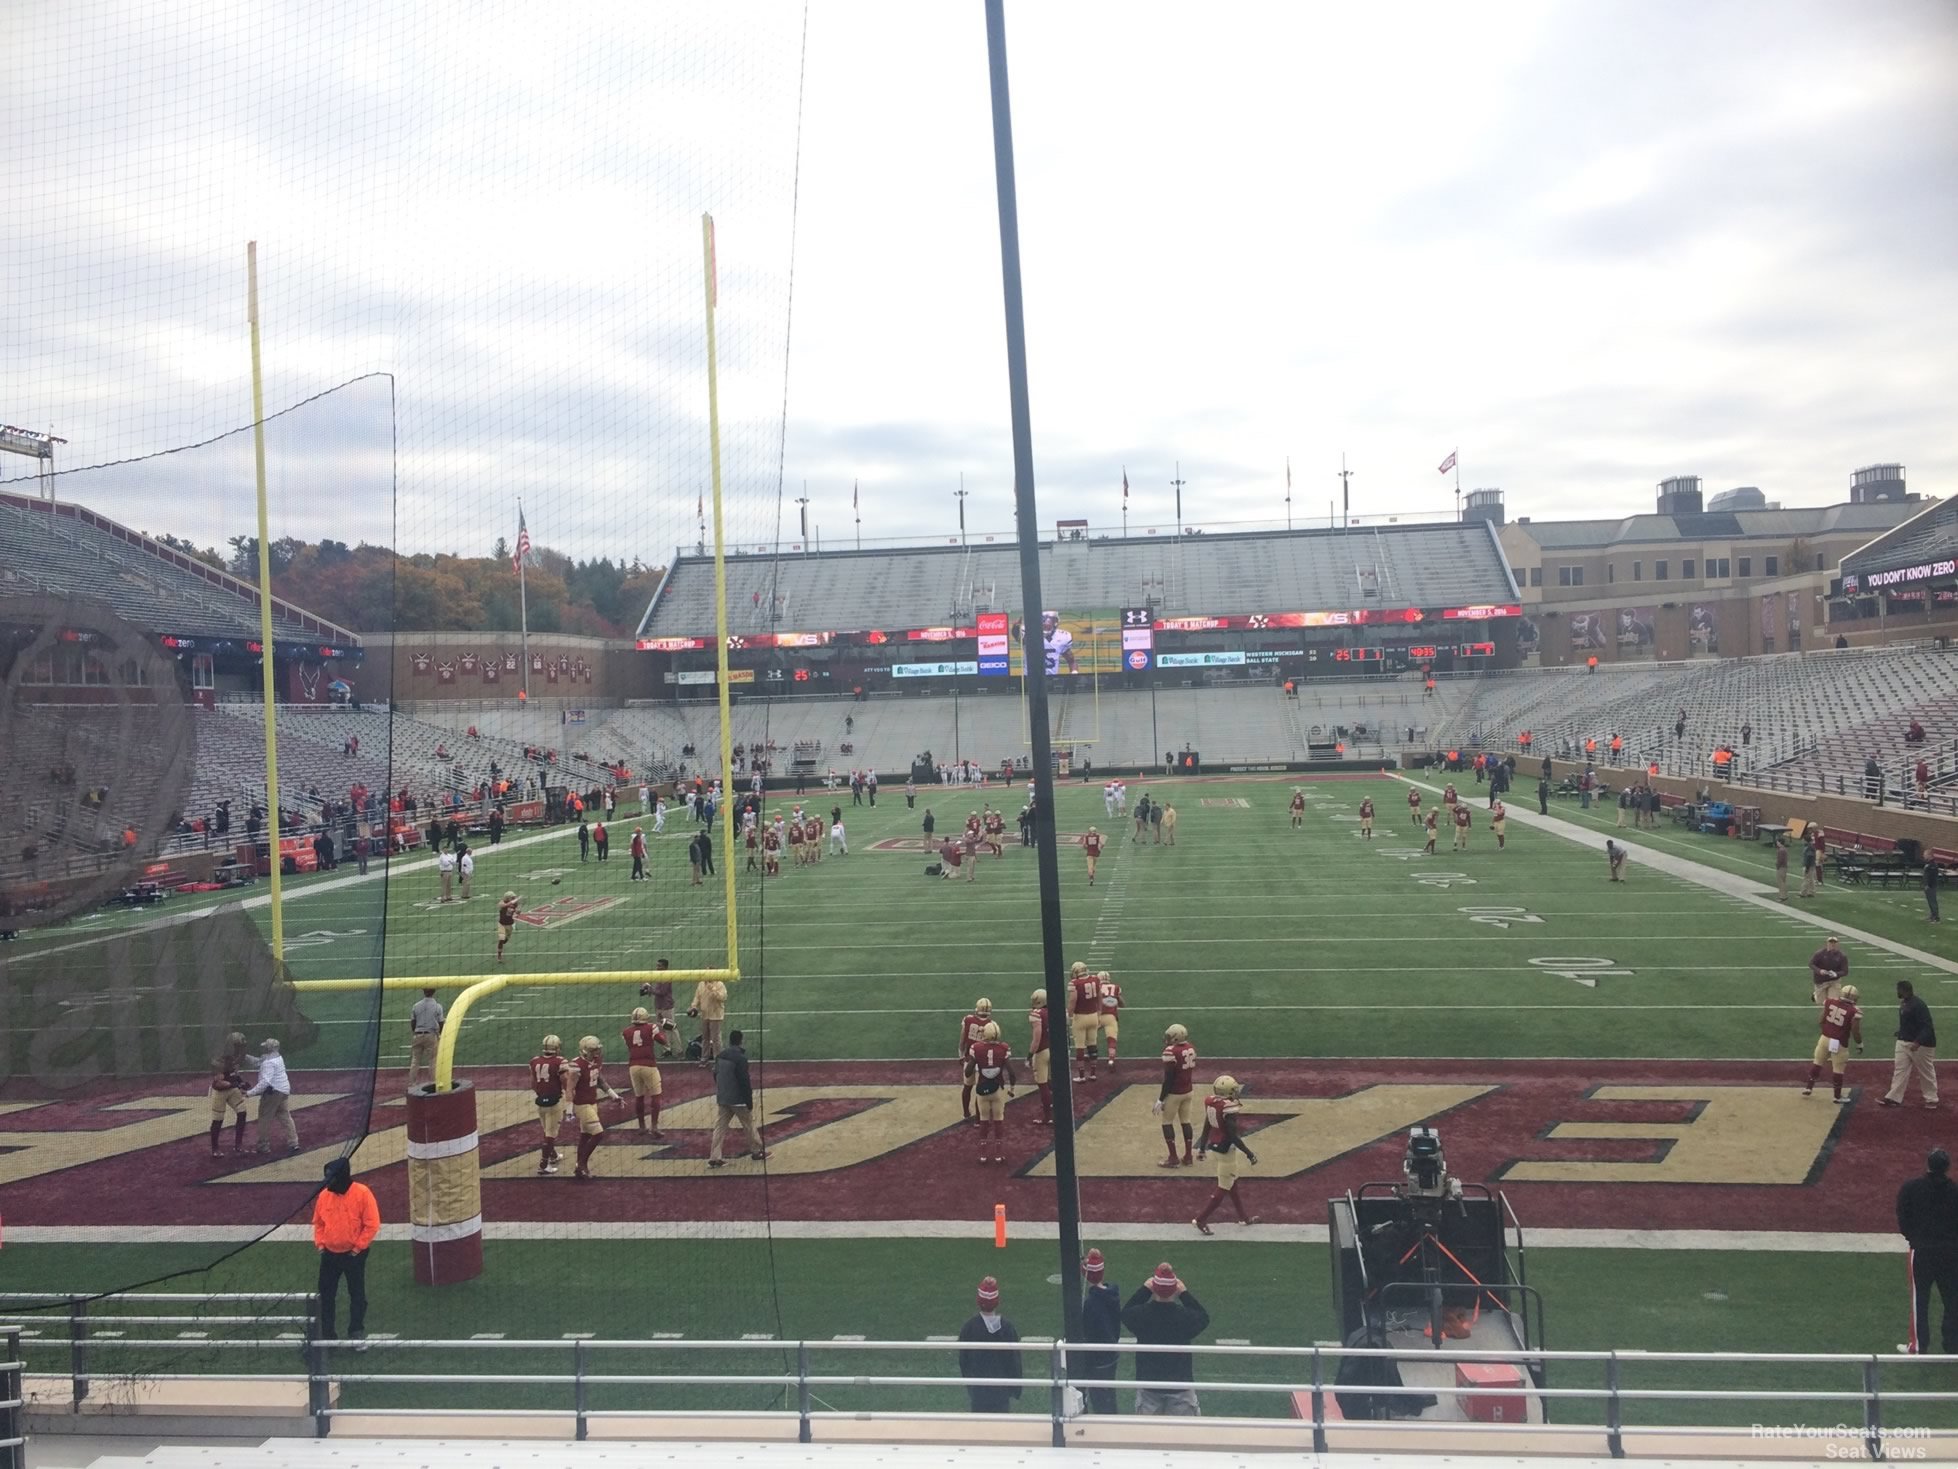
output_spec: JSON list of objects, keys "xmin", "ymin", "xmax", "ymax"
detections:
[{"xmin": 0, "ymin": 494, "xmax": 327, "ymax": 642}]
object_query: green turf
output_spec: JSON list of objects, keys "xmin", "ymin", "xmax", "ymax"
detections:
[{"xmin": 9, "ymin": 1238, "xmax": 1954, "ymax": 1430}]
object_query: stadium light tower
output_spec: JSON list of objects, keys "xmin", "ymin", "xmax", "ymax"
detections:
[
  {"xmin": 955, "ymin": 478, "xmax": 969, "ymax": 545},
  {"xmin": 795, "ymin": 490, "xmax": 809, "ymax": 554},
  {"xmin": 0, "ymin": 424, "xmax": 66, "ymax": 501}
]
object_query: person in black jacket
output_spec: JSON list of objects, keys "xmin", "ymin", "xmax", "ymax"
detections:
[
  {"xmin": 1121, "ymin": 1261, "xmax": 1209, "ymax": 1416},
  {"xmin": 1897, "ymin": 1148, "xmax": 1958, "ymax": 1354},
  {"xmin": 1073, "ymin": 1248, "xmax": 1122, "ymax": 1414},
  {"xmin": 706, "ymin": 1030, "xmax": 765, "ymax": 1166},
  {"xmin": 957, "ymin": 1276, "xmax": 1022, "ymax": 1413},
  {"xmin": 1882, "ymin": 981, "xmax": 1939, "ymax": 1109}
]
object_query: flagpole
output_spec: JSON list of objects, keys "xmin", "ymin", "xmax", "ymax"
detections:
[
  {"xmin": 517, "ymin": 499, "xmax": 531, "ymax": 700},
  {"xmin": 245, "ymin": 241, "xmax": 284, "ymax": 962},
  {"xmin": 1121, "ymin": 464, "xmax": 1128, "ymax": 540},
  {"xmin": 1455, "ymin": 450, "xmax": 1462, "ymax": 521},
  {"xmin": 854, "ymin": 479, "xmax": 861, "ymax": 550},
  {"xmin": 1285, "ymin": 456, "xmax": 1293, "ymax": 531}
]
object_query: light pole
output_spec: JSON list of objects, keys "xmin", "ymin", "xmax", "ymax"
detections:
[
  {"xmin": 795, "ymin": 491, "xmax": 809, "ymax": 554},
  {"xmin": 955, "ymin": 479, "xmax": 969, "ymax": 545}
]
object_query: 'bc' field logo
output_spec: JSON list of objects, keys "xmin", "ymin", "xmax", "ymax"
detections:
[{"xmin": 513, "ymin": 895, "xmax": 623, "ymax": 929}]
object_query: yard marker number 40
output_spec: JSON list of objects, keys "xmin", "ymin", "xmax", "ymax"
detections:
[{"xmin": 1528, "ymin": 956, "xmax": 1632, "ymax": 989}]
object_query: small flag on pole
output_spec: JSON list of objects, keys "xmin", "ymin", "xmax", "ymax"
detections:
[
  {"xmin": 1437, "ymin": 451, "xmax": 1458, "ymax": 475},
  {"xmin": 697, "ymin": 493, "xmax": 704, "ymax": 520},
  {"xmin": 1122, "ymin": 467, "xmax": 1129, "ymax": 500},
  {"xmin": 1286, "ymin": 458, "xmax": 1292, "ymax": 490},
  {"xmin": 512, "ymin": 508, "xmax": 532, "ymax": 572},
  {"xmin": 853, "ymin": 480, "xmax": 859, "ymax": 511}
]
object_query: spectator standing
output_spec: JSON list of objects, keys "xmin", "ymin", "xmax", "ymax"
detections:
[
  {"xmin": 577, "ymin": 818, "xmax": 591, "ymax": 862},
  {"xmin": 488, "ymin": 808, "xmax": 504, "ymax": 845},
  {"xmin": 707, "ymin": 1028, "xmax": 767, "ymax": 1165},
  {"xmin": 312, "ymin": 1158, "xmax": 381, "ymax": 1343},
  {"xmin": 630, "ymin": 827, "xmax": 647, "ymax": 882},
  {"xmin": 407, "ymin": 987, "xmax": 444, "ymax": 1089},
  {"xmin": 593, "ymin": 819, "xmax": 609, "ymax": 862},
  {"xmin": 1928, "ymin": 859, "xmax": 1943, "ymax": 924},
  {"xmin": 1897, "ymin": 1148, "xmax": 1958, "ymax": 1355},
  {"xmin": 353, "ymin": 831, "xmax": 370, "ymax": 876},
  {"xmin": 922, "ymin": 808, "xmax": 936, "ymax": 839},
  {"xmin": 1536, "ymin": 776, "xmax": 1549, "ymax": 816},
  {"xmin": 457, "ymin": 845, "xmax": 474, "ymax": 900},
  {"xmin": 957, "ymin": 1277, "xmax": 1023, "ymax": 1413},
  {"xmin": 1075, "ymin": 1248, "xmax": 1123, "ymax": 1414},
  {"xmin": 1883, "ymin": 981, "xmax": 1939, "ymax": 1109},
  {"xmin": 1121, "ymin": 1262, "xmax": 1210, "ymax": 1416},
  {"xmin": 690, "ymin": 977, "xmax": 728, "ymax": 1063},
  {"xmin": 687, "ymin": 832, "xmax": 704, "ymax": 886},
  {"xmin": 248, "ymin": 1038, "xmax": 300, "ymax": 1153},
  {"xmin": 697, "ymin": 827, "xmax": 714, "ymax": 878},
  {"xmin": 1800, "ymin": 834, "xmax": 1820, "ymax": 898}
]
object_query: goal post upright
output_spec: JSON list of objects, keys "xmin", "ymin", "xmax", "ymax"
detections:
[{"xmin": 703, "ymin": 211, "xmax": 741, "ymax": 974}]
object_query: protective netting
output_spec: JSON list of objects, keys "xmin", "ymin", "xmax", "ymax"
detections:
[{"xmin": 2, "ymin": 0, "xmax": 807, "ymax": 1395}]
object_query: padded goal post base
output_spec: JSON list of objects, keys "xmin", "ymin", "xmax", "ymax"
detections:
[{"xmin": 407, "ymin": 1080, "xmax": 483, "ymax": 1285}]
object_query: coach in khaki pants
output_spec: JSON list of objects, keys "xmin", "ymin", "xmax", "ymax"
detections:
[
  {"xmin": 248, "ymin": 1038, "xmax": 301, "ymax": 1152},
  {"xmin": 1883, "ymin": 981, "xmax": 1939, "ymax": 1110}
]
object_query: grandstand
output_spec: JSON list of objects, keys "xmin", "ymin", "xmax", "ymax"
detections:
[
  {"xmin": 639, "ymin": 520, "xmax": 1520, "ymax": 636},
  {"xmin": 0, "ymin": 490, "xmax": 352, "ymax": 645}
]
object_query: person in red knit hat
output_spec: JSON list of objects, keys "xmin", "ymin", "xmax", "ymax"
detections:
[
  {"xmin": 956, "ymin": 1276, "xmax": 1023, "ymax": 1413},
  {"xmin": 1121, "ymin": 1261, "xmax": 1209, "ymax": 1415}
]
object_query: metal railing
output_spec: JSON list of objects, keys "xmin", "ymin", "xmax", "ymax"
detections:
[{"xmin": 8, "ymin": 1301, "xmax": 1958, "ymax": 1457}]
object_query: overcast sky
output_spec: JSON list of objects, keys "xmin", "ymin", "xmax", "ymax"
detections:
[{"xmin": 4, "ymin": 0, "xmax": 1954, "ymax": 564}]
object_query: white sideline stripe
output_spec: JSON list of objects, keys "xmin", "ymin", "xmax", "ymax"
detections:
[
  {"xmin": 409, "ymin": 1214, "xmax": 483, "ymax": 1244},
  {"xmin": 1398, "ymin": 774, "xmax": 1958, "ymax": 980},
  {"xmin": 3, "ymin": 1220, "xmax": 1900, "ymax": 1252},
  {"xmin": 404, "ymin": 1132, "xmax": 480, "ymax": 1162}
]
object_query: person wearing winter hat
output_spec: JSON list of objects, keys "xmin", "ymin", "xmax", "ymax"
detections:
[
  {"xmin": 956, "ymin": 1276, "xmax": 1024, "ymax": 1413},
  {"xmin": 1072, "ymin": 1249, "xmax": 1123, "ymax": 1414},
  {"xmin": 311, "ymin": 1156, "xmax": 381, "ymax": 1343},
  {"xmin": 1121, "ymin": 1261, "xmax": 1210, "ymax": 1415}
]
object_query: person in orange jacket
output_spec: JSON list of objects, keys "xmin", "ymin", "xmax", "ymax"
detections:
[{"xmin": 313, "ymin": 1157, "xmax": 381, "ymax": 1343}]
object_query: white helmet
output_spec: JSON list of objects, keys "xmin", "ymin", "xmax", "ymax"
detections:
[
  {"xmin": 541, "ymin": 1034, "xmax": 562, "ymax": 1054},
  {"xmin": 631, "ymin": 1007, "xmax": 650, "ymax": 1023},
  {"xmin": 579, "ymin": 1035, "xmax": 602, "ymax": 1056},
  {"xmin": 1165, "ymin": 1023, "xmax": 1188, "ymax": 1043},
  {"xmin": 1070, "ymin": 961, "xmax": 1088, "ymax": 978},
  {"xmin": 1842, "ymin": 984, "xmax": 1860, "ymax": 1001},
  {"xmin": 1098, "ymin": 970, "xmax": 1112, "ymax": 983},
  {"xmin": 982, "ymin": 1021, "xmax": 1001, "ymax": 1042},
  {"xmin": 1031, "ymin": 988, "xmax": 1047, "ymax": 1007},
  {"xmin": 975, "ymin": 997, "xmax": 993, "ymax": 1016},
  {"xmin": 1212, "ymin": 1075, "xmax": 1241, "ymax": 1098}
]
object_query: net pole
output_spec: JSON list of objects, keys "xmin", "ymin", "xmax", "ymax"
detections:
[
  {"xmin": 245, "ymin": 241, "xmax": 286, "ymax": 960},
  {"xmin": 703, "ymin": 213, "xmax": 739, "ymax": 975}
]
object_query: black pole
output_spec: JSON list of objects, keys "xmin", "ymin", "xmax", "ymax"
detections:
[{"xmin": 983, "ymin": 0, "xmax": 1083, "ymax": 1345}]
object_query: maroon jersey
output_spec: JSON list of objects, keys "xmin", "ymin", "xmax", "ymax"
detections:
[
  {"xmin": 1084, "ymin": 833, "xmax": 1104, "ymax": 857},
  {"xmin": 572, "ymin": 1054, "xmax": 603, "ymax": 1105},
  {"xmin": 1358, "ymin": 799, "xmax": 1374, "ymax": 819},
  {"xmin": 1203, "ymin": 1092, "xmax": 1240, "ymax": 1147},
  {"xmin": 1443, "ymin": 786, "xmax": 1457, "ymax": 805},
  {"xmin": 1491, "ymin": 802, "xmax": 1505, "ymax": 821},
  {"xmin": 1071, "ymin": 972, "xmax": 1101, "ymax": 1016},
  {"xmin": 1454, "ymin": 805, "xmax": 1471, "ymax": 827},
  {"xmin": 1407, "ymin": 789, "xmax": 1420, "ymax": 808},
  {"xmin": 1424, "ymin": 811, "xmax": 1438, "ymax": 831},
  {"xmin": 529, "ymin": 1053, "xmax": 571, "ymax": 1102},
  {"xmin": 1028, "ymin": 1007, "xmax": 1049, "ymax": 1055},
  {"xmin": 622, "ymin": 1022, "xmax": 663, "ymax": 1065},
  {"xmin": 763, "ymin": 830, "xmax": 780, "ymax": 852},
  {"xmin": 1161, "ymin": 1040, "xmax": 1197, "ymax": 1094},
  {"xmin": 965, "ymin": 817, "xmax": 982, "ymax": 838},
  {"xmin": 630, "ymin": 832, "xmax": 646, "ymax": 858},
  {"xmin": 1811, "ymin": 947, "xmax": 1848, "ymax": 984},
  {"xmin": 1098, "ymin": 979, "xmax": 1123, "ymax": 1015},
  {"xmin": 746, "ymin": 827, "xmax": 758, "ymax": 849},
  {"xmin": 986, "ymin": 813, "xmax": 1005, "ymax": 834},
  {"xmin": 1819, "ymin": 998, "xmax": 1859, "ymax": 1042},
  {"xmin": 959, "ymin": 1013, "xmax": 990, "ymax": 1059},
  {"xmin": 942, "ymin": 840, "xmax": 963, "ymax": 867},
  {"xmin": 498, "ymin": 896, "xmax": 520, "ymax": 927},
  {"xmin": 1292, "ymin": 794, "xmax": 1306, "ymax": 813},
  {"xmin": 970, "ymin": 1039, "xmax": 1011, "ymax": 1086}
]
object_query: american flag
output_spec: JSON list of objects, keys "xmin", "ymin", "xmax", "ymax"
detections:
[
  {"xmin": 1437, "ymin": 451, "xmax": 1458, "ymax": 475},
  {"xmin": 512, "ymin": 508, "xmax": 532, "ymax": 572}
]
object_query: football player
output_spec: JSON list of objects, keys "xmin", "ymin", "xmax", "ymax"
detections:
[
  {"xmin": 1452, "ymin": 801, "xmax": 1471, "ymax": 851},
  {"xmin": 1097, "ymin": 970, "xmax": 1124, "ymax": 1067},
  {"xmin": 940, "ymin": 836, "xmax": 965, "ymax": 880},
  {"xmin": 569, "ymin": 1035, "xmax": 622, "ymax": 1180},
  {"xmin": 1290, "ymin": 789, "xmax": 1306, "ymax": 829},
  {"xmin": 1083, "ymin": 826, "xmax": 1103, "ymax": 885},
  {"xmin": 1805, "ymin": 984, "xmax": 1863, "ymax": 1102},
  {"xmin": 1442, "ymin": 782, "xmax": 1458, "ymax": 810},
  {"xmin": 1193, "ymin": 1075, "xmax": 1259, "ymax": 1234},
  {"xmin": 1490, "ymin": 798, "xmax": 1507, "ymax": 849},
  {"xmin": 1422, "ymin": 808, "xmax": 1438, "ymax": 855},
  {"xmin": 959, "ymin": 998, "xmax": 994, "ymax": 1122},
  {"xmin": 745, "ymin": 817, "xmax": 761, "ymax": 872},
  {"xmin": 1357, "ymin": 796, "xmax": 1374, "ymax": 840},
  {"xmin": 969, "ymin": 1020, "xmax": 1016, "ymax": 1164},
  {"xmin": 528, "ymin": 1034, "xmax": 573, "ymax": 1176},
  {"xmin": 984, "ymin": 806, "xmax": 1006, "ymax": 857},
  {"xmin": 1027, "ymin": 988, "xmax": 1053, "ymax": 1125},
  {"xmin": 622, "ymin": 1006, "xmax": 672, "ymax": 1137},
  {"xmin": 761, "ymin": 822, "xmax": 781, "ymax": 877},
  {"xmin": 208, "ymin": 1033, "xmax": 251, "ymax": 1157},
  {"xmin": 496, "ymin": 891, "xmax": 520, "ymax": 963},
  {"xmin": 1153, "ymin": 1023, "xmax": 1198, "ymax": 1167},
  {"xmin": 1407, "ymin": 786, "xmax": 1422, "ymax": 827},
  {"xmin": 1069, "ymin": 961, "xmax": 1102, "ymax": 1083}
]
